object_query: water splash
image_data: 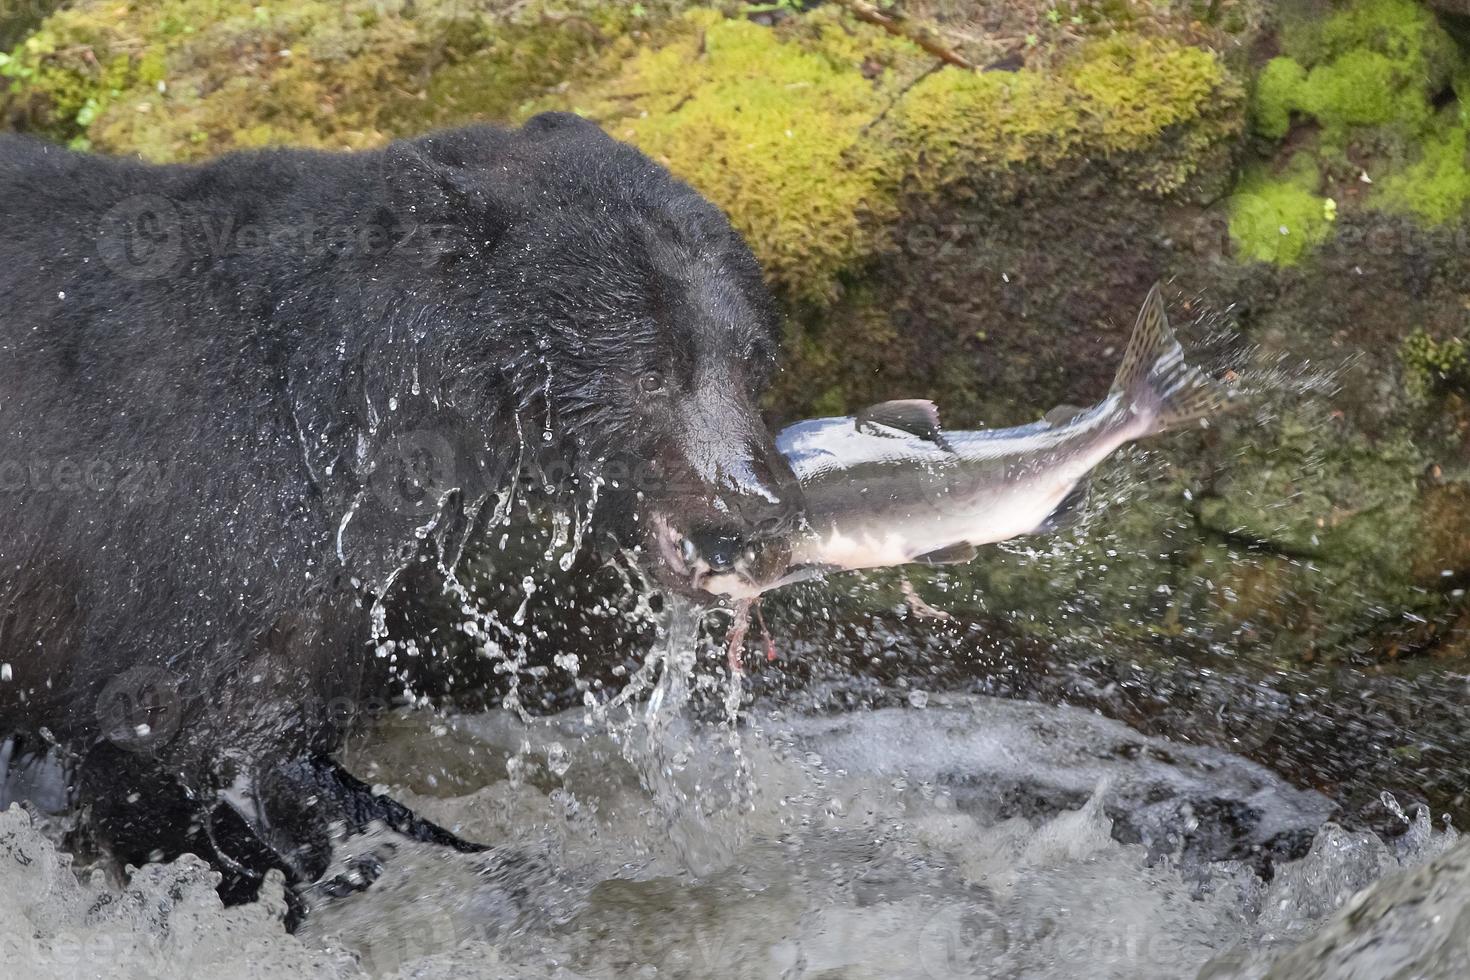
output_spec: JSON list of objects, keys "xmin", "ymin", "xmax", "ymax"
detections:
[{"xmin": 10, "ymin": 688, "xmax": 1460, "ymax": 978}]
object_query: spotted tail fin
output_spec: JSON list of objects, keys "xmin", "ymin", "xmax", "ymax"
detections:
[{"xmin": 1111, "ymin": 283, "xmax": 1232, "ymax": 432}]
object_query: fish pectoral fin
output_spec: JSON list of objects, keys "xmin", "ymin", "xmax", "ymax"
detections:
[
  {"xmin": 1043, "ymin": 403, "xmax": 1086, "ymax": 426},
  {"xmin": 912, "ymin": 542, "xmax": 978, "ymax": 566},
  {"xmin": 1032, "ymin": 481, "xmax": 1090, "ymax": 534},
  {"xmin": 855, "ymin": 399, "xmax": 950, "ymax": 447}
]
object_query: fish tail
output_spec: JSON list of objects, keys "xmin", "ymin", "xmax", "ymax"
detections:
[{"xmin": 1110, "ymin": 283, "xmax": 1231, "ymax": 433}]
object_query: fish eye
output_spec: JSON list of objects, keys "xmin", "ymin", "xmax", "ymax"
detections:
[{"xmin": 639, "ymin": 371, "xmax": 667, "ymax": 394}]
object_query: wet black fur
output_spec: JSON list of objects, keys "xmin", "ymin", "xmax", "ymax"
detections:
[{"xmin": 0, "ymin": 113, "xmax": 800, "ymax": 908}]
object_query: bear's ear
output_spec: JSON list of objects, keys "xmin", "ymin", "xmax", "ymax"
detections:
[
  {"xmin": 383, "ymin": 138, "xmax": 510, "ymax": 259},
  {"xmin": 520, "ymin": 110, "xmax": 604, "ymax": 139}
]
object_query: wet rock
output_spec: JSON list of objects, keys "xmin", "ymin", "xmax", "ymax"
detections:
[{"xmin": 781, "ymin": 693, "xmax": 1335, "ymax": 874}]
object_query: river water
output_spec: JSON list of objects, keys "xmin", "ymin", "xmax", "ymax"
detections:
[{"xmin": 1, "ymin": 599, "xmax": 1464, "ymax": 979}]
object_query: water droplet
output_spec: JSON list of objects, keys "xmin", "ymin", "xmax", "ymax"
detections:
[{"xmin": 546, "ymin": 742, "xmax": 571, "ymax": 777}]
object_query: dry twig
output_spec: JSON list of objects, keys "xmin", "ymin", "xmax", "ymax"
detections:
[{"xmin": 829, "ymin": 0, "xmax": 975, "ymax": 71}]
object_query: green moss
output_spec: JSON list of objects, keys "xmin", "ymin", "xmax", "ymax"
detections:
[
  {"xmin": 538, "ymin": 12, "xmax": 1237, "ymax": 303},
  {"xmin": 1068, "ymin": 36, "xmax": 1230, "ymax": 148},
  {"xmin": 1251, "ymin": 0, "xmax": 1453, "ymax": 145},
  {"xmin": 1303, "ymin": 47, "xmax": 1431, "ymax": 133},
  {"xmin": 1228, "ymin": 161, "xmax": 1333, "ymax": 265},
  {"xmin": 1253, "ymin": 56, "xmax": 1306, "ymax": 140},
  {"xmin": 885, "ymin": 34, "xmax": 1238, "ymax": 195},
  {"xmin": 399, "ymin": 7, "xmax": 671, "ymax": 134},
  {"xmin": 1400, "ymin": 327, "xmax": 1470, "ymax": 397},
  {"xmin": 545, "ymin": 9, "xmax": 913, "ymax": 306},
  {"xmin": 1377, "ymin": 118, "xmax": 1470, "ymax": 224},
  {"xmin": 1240, "ymin": 0, "xmax": 1470, "ymax": 263},
  {"xmin": 1282, "ymin": 0, "xmax": 1457, "ymax": 71}
]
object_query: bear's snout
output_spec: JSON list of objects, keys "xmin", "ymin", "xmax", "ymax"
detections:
[
  {"xmin": 666, "ymin": 449, "xmax": 804, "ymax": 599},
  {"xmin": 720, "ymin": 440, "xmax": 804, "ymax": 537}
]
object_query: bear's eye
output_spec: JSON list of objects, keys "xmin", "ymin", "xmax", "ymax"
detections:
[{"xmin": 639, "ymin": 371, "xmax": 667, "ymax": 394}]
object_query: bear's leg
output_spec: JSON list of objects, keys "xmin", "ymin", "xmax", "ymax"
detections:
[
  {"xmin": 233, "ymin": 755, "xmax": 489, "ymax": 928},
  {"xmin": 248, "ymin": 754, "xmax": 485, "ymax": 875},
  {"xmin": 78, "ymin": 739, "xmax": 284, "ymax": 904},
  {"xmin": 79, "ymin": 740, "xmax": 484, "ymax": 918}
]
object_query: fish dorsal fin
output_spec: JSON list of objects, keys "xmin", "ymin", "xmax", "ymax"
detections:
[
  {"xmin": 856, "ymin": 399, "xmax": 947, "ymax": 445},
  {"xmin": 1044, "ymin": 404, "xmax": 1086, "ymax": 426}
]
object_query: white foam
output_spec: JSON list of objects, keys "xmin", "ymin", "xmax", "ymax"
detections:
[{"xmin": 0, "ymin": 806, "xmax": 364, "ymax": 979}]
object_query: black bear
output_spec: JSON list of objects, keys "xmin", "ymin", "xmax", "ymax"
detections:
[{"xmin": 0, "ymin": 112, "xmax": 803, "ymax": 911}]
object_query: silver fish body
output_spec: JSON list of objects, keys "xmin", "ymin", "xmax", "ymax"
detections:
[
  {"xmin": 778, "ymin": 392, "xmax": 1144, "ymax": 573},
  {"xmin": 704, "ymin": 284, "xmax": 1231, "ymax": 599}
]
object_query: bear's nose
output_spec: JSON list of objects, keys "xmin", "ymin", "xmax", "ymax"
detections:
[{"xmin": 686, "ymin": 528, "xmax": 741, "ymax": 572}]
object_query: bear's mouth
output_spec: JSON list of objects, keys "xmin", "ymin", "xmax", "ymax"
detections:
[
  {"xmin": 647, "ymin": 513, "xmax": 789, "ymax": 600},
  {"xmin": 648, "ymin": 513, "xmax": 717, "ymax": 596}
]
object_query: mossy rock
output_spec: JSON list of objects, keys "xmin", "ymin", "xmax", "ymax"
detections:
[
  {"xmin": 524, "ymin": 9, "xmax": 1241, "ymax": 302},
  {"xmin": 0, "ymin": 0, "xmax": 680, "ymax": 155},
  {"xmin": 881, "ymin": 32, "xmax": 1240, "ymax": 198},
  {"xmin": 3, "ymin": 1, "xmax": 1243, "ymax": 307}
]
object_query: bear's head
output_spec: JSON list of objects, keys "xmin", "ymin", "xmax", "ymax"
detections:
[{"xmin": 380, "ymin": 114, "xmax": 805, "ymax": 597}]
